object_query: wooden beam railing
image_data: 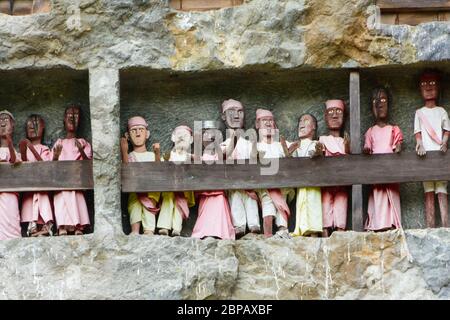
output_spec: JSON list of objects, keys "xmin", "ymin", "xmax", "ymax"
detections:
[
  {"xmin": 121, "ymin": 151, "xmax": 450, "ymax": 192},
  {"xmin": 377, "ymin": 0, "xmax": 450, "ymax": 12},
  {"xmin": 0, "ymin": 160, "xmax": 93, "ymax": 192}
]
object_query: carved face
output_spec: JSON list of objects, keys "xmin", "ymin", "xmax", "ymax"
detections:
[
  {"xmin": 128, "ymin": 125, "xmax": 149, "ymax": 148},
  {"xmin": 172, "ymin": 128, "xmax": 192, "ymax": 152},
  {"xmin": 26, "ymin": 116, "xmax": 45, "ymax": 140},
  {"xmin": 420, "ymin": 75, "xmax": 439, "ymax": 103},
  {"xmin": 222, "ymin": 105, "xmax": 244, "ymax": 129},
  {"xmin": 372, "ymin": 90, "xmax": 388, "ymax": 121},
  {"xmin": 0, "ymin": 113, "xmax": 14, "ymax": 137},
  {"xmin": 257, "ymin": 116, "xmax": 277, "ymax": 138},
  {"xmin": 64, "ymin": 107, "xmax": 80, "ymax": 133},
  {"xmin": 298, "ymin": 114, "xmax": 316, "ymax": 139},
  {"xmin": 325, "ymin": 107, "xmax": 344, "ymax": 131},
  {"xmin": 203, "ymin": 129, "xmax": 220, "ymax": 149}
]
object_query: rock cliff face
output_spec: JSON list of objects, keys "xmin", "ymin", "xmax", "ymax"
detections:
[
  {"xmin": 1, "ymin": 0, "xmax": 450, "ymax": 300},
  {"xmin": 0, "ymin": 0, "xmax": 449, "ymax": 71},
  {"xmin": 0, "ymin": 229, "xmax": 448, "ymax": 299}
]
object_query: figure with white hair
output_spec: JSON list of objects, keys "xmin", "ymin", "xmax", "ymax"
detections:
[
  {"xmin": 255, "ymin": 109, "xmax": 295, "ymax": 238},
  {"xmin": 156, "ymin": 125, "xmax": 195, "ymax": 237}
]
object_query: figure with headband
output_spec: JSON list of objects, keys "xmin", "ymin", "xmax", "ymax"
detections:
[
  {"xmin": 156, "ymin": 125, "xmax": 195, "ymax": 237},
  {"xmin": 319, "ymin": 100, "xmax": 350, "ymax": 237},
  {"xmin": 220, "ymin": 99, "xmax": 260, "ymax": 238},
  {"xmin": 363, "ymin": 87, "xmax": 403, "ymax": 232},
  {"xmin": 0, "ymin": 110, "xmax": 21, "ymax": 240},
  {"xmin": 19, "ymin": 114, "xmax": 54, "ymax": 237},
  {"xmin": 121, "ymin": 116, "xmax": 162, "ymax": 235},
  {"xmin": 52, "ymin": 105, "xmax": 92, "ymax": 236},
  {"xmin": 256, "ymin": 109, "xmax": 295, "ymax": 238},
  {"xmin": 414, "ymin": 70, "xmax": 449, "ymax": 228}
]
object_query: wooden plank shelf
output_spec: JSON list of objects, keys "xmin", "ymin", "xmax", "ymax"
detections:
[
  {"xmin": 121, "ymin": 151, "xmax": 450, "ymax": 192},
  {"xmin": 377, "ymin": 0, "xmax": 450, "ymax": 12},
  {"xmin": 0, "ymin": 160, "xmax": 93, "ymax": 192}
]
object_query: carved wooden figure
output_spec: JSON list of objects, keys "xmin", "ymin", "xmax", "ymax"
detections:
[
  {"xmin": 157, "ymin": 125, "xmax": 195, "ymax": 236},
  {"xmin": 19, "ymin": 114, "xmax": 54, "ymax": 237},
  {"xmin": 52, "ymin": 105, "xmax": 92, "ymax": 236},
  {"xmin": 220, "ymin": 99, "xmax": 260, "ymax": 237},
  {"xmin": 256, "ymin": 109, "xmax": 295, "ymax": 238},
  {"xmin": 319, "ymin": 100, "xmax": 350, "ymax": 237},
  {"xmin": 288, "ymin": 113, "xmax": 324, "ymax": 237},
  {"xmin": 192, "ymin": 121, "xmax": 235, "ymax": 240},
  {"xmin": 363, "ymin": 87, "xmax": 403, "ymax": 231},
  {"xmin": 0, "ymin": 110, "xmax": 21, "ymax": 240},
  {"xmin": 414, "ymin": 70, "xmax": 449, "ymax": 228},
  {"xmin": 121, "ymin": 116, "xmax": 161, "ymax": 235}
]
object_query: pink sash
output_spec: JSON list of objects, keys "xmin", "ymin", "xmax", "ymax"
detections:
[
  {"xmin": 175, "ymin": 192, "xmax": 189, "ymax": 220},
  {"xmin": 268, "ymin": 189, "xmax": 290, "ymax": 223},
  {"xmin": 418, "ymin": 110, "xmax": 442, "ymax": 145}
]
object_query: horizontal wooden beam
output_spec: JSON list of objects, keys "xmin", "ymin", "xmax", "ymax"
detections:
[
  {"xmin": 377, "ymin": 0, "xmax": 450, "ymax": 12},
  {"xmin": 0, "ymin": 160, "xmax": 93, "ymax": 192},
  {"xmin": 122, "ymin": 151, "xmax": 450, "ymax": 192}
]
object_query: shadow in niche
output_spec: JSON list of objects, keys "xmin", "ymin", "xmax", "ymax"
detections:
[
  {"xmin": 0, "ymin": 68, "xmax": 95, "ymax": 236},
  {"xmin": 119, "ymin": 62, "xmax": 450, "ymax": 236},
  {"xmin": 360, "ymin": 62, "xmax": 450, "ymax": 229},
  {"xmin": 119, "ymin": 67, "xmax": 351, "ymax": 236}
]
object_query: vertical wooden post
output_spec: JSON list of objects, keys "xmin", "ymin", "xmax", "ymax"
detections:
[{"xmin": 350, "ymin": 70, "xmax": 364, "ymax": 231}]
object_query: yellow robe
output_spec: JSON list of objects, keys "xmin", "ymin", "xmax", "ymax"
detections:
[{"xmin": 292, "ymin": 139, "xmax": 323, "ymax": 236}]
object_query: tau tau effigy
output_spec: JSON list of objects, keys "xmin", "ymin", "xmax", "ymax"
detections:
[
  {"xmin": 364, "ymin": 87, "xmax": 403, "ymax": 232},
  {"xmin": 19, "ymin": 114, "xmax": 54, "ymax": 237},
  {"xmin": 157, "ymin": 125, "xmax": 195, "ymax": 237},
  {"xmin": 220, "ymin": 99, "xmax": 259, "ymax": 238},
  {"xmin": 192, "ymin": 121, "xmax": 235, "ymax": 240},
  {"xmin": 255, "ymin": 109, "xmax": 295, "ymax": 239},
  {"xmin": 288, "ymin": 113, "xmax": 324, "ymax": 237},
  {"xmin": 0, "ymin": 110, "xmax": 21, "ymax": 240},
  {"xmin": 414, "ymin": 70, "xmax": 449, "ymax": 228},
  {"xmin": 52, "ymin": 105, "xmax": 92, "ymax": 236},
  {"xmin": 121, "ymin": 116, "xmax": 161, "ymax": 235},
  {"xmin": 319, "ymin": 100, "xmax": 350, "ymax": 238}
]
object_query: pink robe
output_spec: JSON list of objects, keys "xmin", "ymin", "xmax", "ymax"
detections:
[
  {"xmin": 52, "ymin": 138, "xmax": 92, "ymax": 229},
  {"xmin": 364, "ymin": 125, "xmax": 403, "ymax": 231},
  {"xmin": 319, "ymin": 135, "xmax": 348, "ymax": 229},
  {"xmin": 191, "ymin": 153, "xmax": 235, "ymax": 240},
  {"xmin": 21, "ymin": 144, "xmax": 54, "ymax": 224},
  {"xmin": 0, "ymin": 147, "xmax": 21, "ymax": 240}
]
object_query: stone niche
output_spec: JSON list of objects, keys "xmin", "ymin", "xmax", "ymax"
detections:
[
  {"xmin": 360, "ymin": 62, "xmax": 450, "ymax": 229},
  {"xmin": 0, "ymin": 68, "xmax": 95, "ymax": 234},
  {"xmin": 120, "ymin": 63, "xmax": 450, "ymax": 235},
  {"xmin": 119, "ymin": 67, "xmax": 352, "ymax": 235}
]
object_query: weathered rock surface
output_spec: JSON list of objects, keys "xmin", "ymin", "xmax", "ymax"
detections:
[
  {"xmin": 0, "ymin": 229, "xmax": 448, "ymax": 299},
  {"xmin": 0, "ymin": 0, "xmax": 449, "ymax": 71}
]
